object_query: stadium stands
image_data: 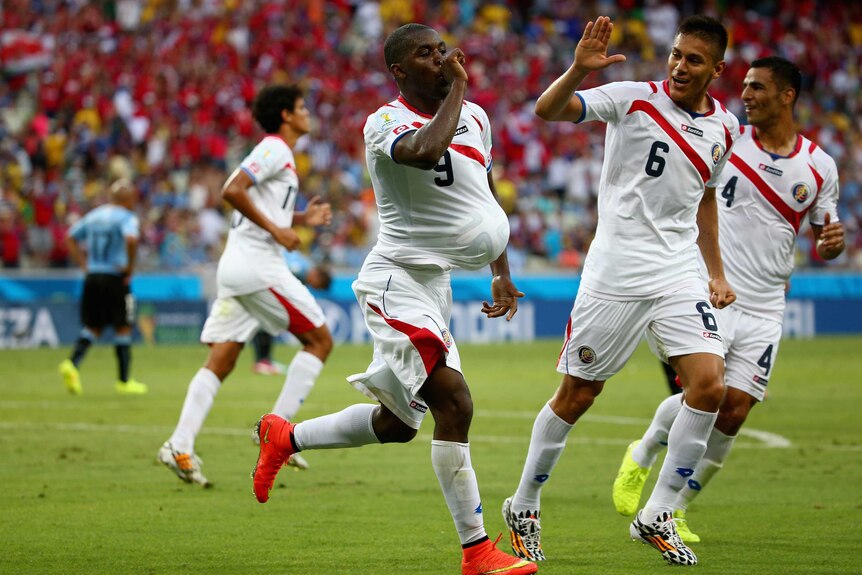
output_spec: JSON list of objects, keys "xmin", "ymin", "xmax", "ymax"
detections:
[{"xmin": 1, "ymin": 0, "xmax": 860, "ymax": 272}]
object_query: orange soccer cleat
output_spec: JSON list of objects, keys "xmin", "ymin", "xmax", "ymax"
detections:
[
  {"xmin": 251, "ymin": 413, "xmax": 297, "ymax": 503},
  {"xmin": 462, "ymin": 535, "xmax": 538, "ymax": 575}
]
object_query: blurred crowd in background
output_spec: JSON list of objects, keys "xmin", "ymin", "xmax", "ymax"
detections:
[{"xmin": 1, "ymin": 0, "xmax": 861, "ymax": 275}]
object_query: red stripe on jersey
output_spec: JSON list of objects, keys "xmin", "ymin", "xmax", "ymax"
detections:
[
  {"xmin": 282, "ymin": 161, "xmax": 296, "ymax": 173},
  {"xmin": 740, "ymin": 125, "xmax": 747, "ymax": 135},
  {"xmin": 412, "ymin": 121, "xmax": 425, "ymax": 129},
  {"xmin": 729, "ymin": 153, "xmax": 805, "ymax": 233},
  {"xmin": 808, "ymin": 140, "xmax": 818, "ymax": 154},
  {"xmin": 368, "ymin": 303, "xmax": 445, "ymax": 376},
  {"xmin": 627, "ymin": 100, "xmax": 711, "ymax": 183},
  {"xmin": 723, "ymin": 125, "xmax": 732, "ymax": 157},
  {"xmin": 648, "ymin": 81, "xmax": 658, "ymax": 93},
  {"xmin": 398, "ymin": 95, "xmax": 433, "ymax": 119},
  {"xmin": 471, "ymin": 114, "xmax": 483, "ymax": 132},
  {"xmin": 269, "ymin": 288, "xmax": 316, "ymax": 335},
  {"xmin": 556, "ymin": 315, "xmax": 573, "ymax": 368},
  {"xmin": 809, "ymin": 164, "xmax": 824, "ymax": 192},
  {"xmin": 449, "ymin": 143, "xmax": 485, "ymax": 166}
]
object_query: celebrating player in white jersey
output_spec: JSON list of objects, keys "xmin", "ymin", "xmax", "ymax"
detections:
[
  {"xmin": 251, "ymin": 23, "xmax": 536, "ymax": 575},
  {"xmin": 158, "ymin": 84, "xmax": 334, "ymax": 486},
  {"xmin": 612, "ymin": 56, "xmax": 845, "ymax": 542},
  {"xmin": 502, "ymin": 16, "xmax": 739, "ymax": 567}
]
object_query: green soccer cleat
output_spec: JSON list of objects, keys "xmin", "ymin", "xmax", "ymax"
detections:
[
  {"xmin": 115, "ymin": 379, "xmax": 148, "ymax": 395},
  {"xmin": 58, "ymin": 359, "xmax": 82, "ymax": 395},
  {"xmin": 613, "ymin": 440, "xmax": 652, "ymax": 516},
  {"xmin": 673, "ymin": 509, "xmax": 701, "ymax": 543}
]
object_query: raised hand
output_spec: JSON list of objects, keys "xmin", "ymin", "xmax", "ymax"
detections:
[{"xmin": 574, "ymin": 16, "xmax": 627, "ymax": 73}]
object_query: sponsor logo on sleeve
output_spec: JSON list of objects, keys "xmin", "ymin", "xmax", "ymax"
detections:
[
  {"xmin": 702, "ymin": 331, "xmax": 723, "ymax": 342},
  {"xmin": 409, "ymin": 400, "xmax": 428, "ymax": 413},
  {"xmin": 454, "ymin": 125, "xmax": 468, "ymax": 136}
]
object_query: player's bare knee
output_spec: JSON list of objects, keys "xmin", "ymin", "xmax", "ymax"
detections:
[
  {"xmin": 372, "ymin": 409, "xmax": 417, "ymax": 443},
  {"xmin": 551, "ymin": 375, "xmax": 603, "ymax": 423}
]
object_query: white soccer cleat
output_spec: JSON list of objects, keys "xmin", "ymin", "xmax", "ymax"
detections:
[
  {"xmin": 630, "ymin": 509, "xmax": 697, "ymax": 566},
  {"xmin": 157, "ymin": 441, "xmax": 212, "ymax": 487},
  {"xmin": 502, "ymin": 496, "xmax": 545, "ymax": 561}
]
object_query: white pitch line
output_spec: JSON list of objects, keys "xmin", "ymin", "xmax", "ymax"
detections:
[{"xmin": 0, "ymin": 418, "xmax": 816, "ymax": 450}]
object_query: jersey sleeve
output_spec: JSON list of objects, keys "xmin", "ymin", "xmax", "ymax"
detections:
[
  {"xmin": 67, "ymin": 213, "xmax": 88, "ymax": 241},
  {"xmin": 240, "ymin": 138, "xmax": 290, "ymax": 185},
  {"xmin": 364, "ymin": 106, "xmax": 417, "ymax": 160},
  {"xmin": 808, "ymin": 150, "xmax": 840, "ymax": 225},
  {"xmin": 465, "ymin": 101, "xmax": 493, "ymax": 169},
  {"xmin": 577, "ymin": 81, "xmax": 645, "ymax": 125},
  {"xmin": 122, "ymin": 213, "xmax": 140, "ymax": 239}
]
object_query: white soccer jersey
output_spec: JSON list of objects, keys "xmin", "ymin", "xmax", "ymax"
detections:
[
  {"xmin": 363, "ymin": 96, "xmax": 509, "ymax": 271},
  {"xmin": 714, "ymin": 126, "xmax": 840, "ymax": 321},
  {"xmin": 217, "ymin": 135, "xmax": 300, "ymax": 297},
  {"xmin": 576, "ymin": 80, "xmax": 740, "ymax": 299}
]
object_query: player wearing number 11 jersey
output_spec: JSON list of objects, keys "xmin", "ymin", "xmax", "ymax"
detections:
[
  {"xmin": 158, "ymin": 85, "xmax": 334, "ymax": 486},
  {"xmin": 503, "ymin": 15, "xmax": 739, "ymax": 567}
]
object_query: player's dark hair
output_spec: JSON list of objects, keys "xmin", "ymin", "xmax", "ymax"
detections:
[
  {"xmin": 751, "ymin": 56, "xmax": 803, "ymax": 105},
  {"xmin": 676, "ymin": 15, "xmax": 728, "ymax": 62},
  {"xmin": 252, "ymin": 84, "xmax": 304, "ymax": 134},
  {"xmin": 314, "ymin": 266, "xmax": 333, "ymax": 290},
  {"xmin": 384, "ymin": 23, "xmax": 434, "ymax": 68}
]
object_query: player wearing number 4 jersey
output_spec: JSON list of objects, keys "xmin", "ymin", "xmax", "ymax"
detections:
[
  {"xmin": 251, "ymin": 23, "xmax": 534, "ymax": 575},
  {"xmin": 158, "ymin": 84, "xmax": 334, "ymax": 486},
  {"xmin": 503, "ymin": 15, "xmax": 738, "ymax": 567},
  {"xmin": 613, "ymin": 57, "xmax": 845, "ymax": 541}
]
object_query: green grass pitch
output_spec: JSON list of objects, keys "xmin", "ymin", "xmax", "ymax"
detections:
[{"xmin": 1, "ymin": 338, "xmax": 860, "ymax": 574}]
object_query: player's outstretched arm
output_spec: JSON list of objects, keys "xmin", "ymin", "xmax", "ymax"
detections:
[
  {"xmin": 534, "ymin": 15, "xmax": 626, "ymax": 122},
  {"xmin": 812, "ymin": 213, "xmax": 846, "ymax": 260}
]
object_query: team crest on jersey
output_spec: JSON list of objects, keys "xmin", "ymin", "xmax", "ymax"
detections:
[
  {"xmin": 577, "ymin": 345, "xmax": 596, "ymax": 364},
  {"xmin": 711, "ymin": 143, "xmax": 723, "ymax": 164},
  {"xmin": 792, "ymin": 182, "xmax": 810, "ymax": 203},
  {"xmin": 440, "ymin": 328, "xmax": 453, "ymax": 349}
]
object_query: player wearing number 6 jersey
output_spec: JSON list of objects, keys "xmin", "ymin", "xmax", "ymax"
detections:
[
  {"xmin": 250, "ymin": 23, "xmax": 534, "ymax": 575},
  {"xmin": 502, "ymin": 15, "xmax": 738, "ymax": 567},
  {"xmin": 158, "ymin": 84, "xmax": 334, "ymax": 486},
  {"xmin": 613, "ymin": 56, "xmax": 845, "ymax": 542}
]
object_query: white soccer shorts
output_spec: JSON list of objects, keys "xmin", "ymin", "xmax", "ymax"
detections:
[
  {"xmin": 558, "ymin": 280, "xmax": 725, "ymax": 381},
  {"xmin": 200, "ymin": 273, "xmax": 325, "ymax": 344},
  {"xmin": 717, "ymin": 305, "xmax": 781, "ymax": 402},
  {"xmin": 348, "ymin": 263, "xmax": 462, "ymax": 430}
]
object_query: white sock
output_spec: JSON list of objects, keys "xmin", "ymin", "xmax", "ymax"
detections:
[
  {"xmin": 169, "ymin": 368, "xmax": 221, "ymax": 453},
  {"xmin": 431, "ymin": 440, "xmax": 486, "ymax": 545},
  {"xmin": 632, "ymin": 394, "xmax": 684, "ymax": 468},
  {"xmin": 512, "ymin": 403, "xmax": 574, "ymax": 513},
  {"xmin": 271, "ymin": 351, "xmax": 323, "ymax": 420},
  {"xmin": 676, "ymin": 427, "xmax": 736, "ymax": 511},
  {"xmin": 292, "ymin": 403, "xmax": 378, "ymax": 450},
  {"xmin": 642, "ymin": 401, "xmax": 716, "ymax": 519}
]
